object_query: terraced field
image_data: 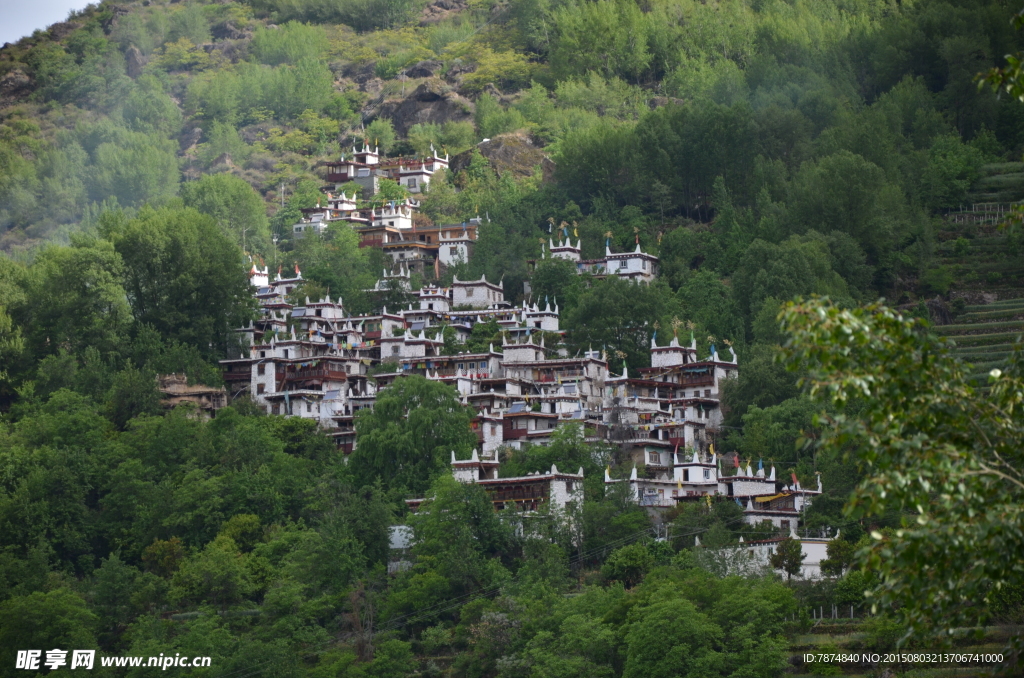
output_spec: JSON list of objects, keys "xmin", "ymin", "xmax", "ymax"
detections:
[
  {"xmin": 936, "ymin": 299, "xmax": 1024, "ymax": 383},
  {"xmin": 969, "ymin": 162, "xmax": 1024, "ymax": 204},
  {"xmin": 930, "ymin": 160, "xmax": 1024, "ymax": 377},
  {"xmin": 933, "ymin": 194, "xmax": 1024, "ymax": 382}
]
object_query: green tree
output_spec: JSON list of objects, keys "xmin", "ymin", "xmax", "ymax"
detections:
[
  {"xmin": 769, "ymin": 537, "xmax": 804, "ymax": 581},
  {"xmin": 87, "ymin": 130, "xmax": 179, "ymax": 208},
  {"xmin": 0, "ymin": 589, "xmax": 98, "ymax": 678},
  {"xmin": 105, "ymin": 364, "xmax": 161, "ymax": 429},
  {"xmin": 167, "ymin": 3, "xmax": 211, "ymax": 44},
  {"xmin": 250, "ymin": 21, "xmax": 327, "ymax": 66},
  {"xmin": 123, "ymin": 75, "xmax": 183, "ymax": 136},
  {"xmin": 581, "ymin": 481, "xmax": 651, "ymax": 564},
  {"xmin": 920, "ymin": 134, "xmax": 987, "ymax": 209},
  {"xmin": 835, "ymin": 570, "xmax": 872, "ymax": 609},
  {"xmin": 720, "ymin": 344, "xmax": 798, "ymax": 426},
  {"xmin": 783, "ymin": 297, "xmax": 1024, "ymax": 645},
  {"xmin": 366, "ymin": 639, "xmax": 417, "ymax": 678},
  {"xmin": 99, "ymin": 206, "xmax": 254, "ymax": 357},
  {"xmin": 19, "ymin": 236, "xmax": 131, "ymax": 360},
  {"xmin": 368, "ymin": 177, "xmax": 408, "ymax": 208},
  {"xmin": 170, "ymin": 535, "xmax": 253, "ymax": 609},
  {"xmin": 677, "ymin": 270, "xmax": 744, "ymax": 344},
  {"xmin": 785, "ymin": 152, "xmax": 909, "ymax": 264},
  {"xmin": 520, "ymin": 613, "xmax": 617, "ymax": 678},
  {"xmin": 197, "ymin": 121, "xmax": 251, "ymax": 167},
  {"xmin": 386, "ymin": 475, "xmax": 512, "ymax": 627},
  {"xmin": 550, "ymin": 0, "xmax": 653, "ymax": 82},
  {"xmin": 411, "ymin": 474, "xmax": 511, "ymax": 572},
  {"xmin": 820, "ymin": 538, "xmax": 856, "ymax": 577},
  {"xmin": 142, "ymin": 537, "xmax": 186, "ymax": 578},
  {"xmin": 475, "ymin": 93, "xmax": 527, "ymax": 139},
  {"xmin": 366, "ymin": 118, "xmax": 397, "ymax": 154},
  {"xmin": 670, "ymin": 496, "xmax": 748, "ymax": 547},
  {"xmin": 601, "ymin": 542, "xmax": 654, "ymax": 588},
  {"xmin": 420, "ymin": 168, "xmax": 461, "ymax": 223},
  {"xmin": 623, "ymin": 597, "xmax": 723, "ymax": 678},
  {"xmin": 658, "ymin": 226, "xmax": 725, "ymax": 289},
  {"xmin": 529, "ymin": 258, "xmax": 584, "ymax": 316},
  {"xmin": 735, "ymin": 396, "xmax": 820, "ymax": 465},
  {"xmin": 292, "ymin": 221, "xmax": 374, "ymax": 312},
  {"xmin": 465, "ymin": 318, "xmax": 502, "ymax": 353},
  {"xmin": 349, "ymin": 376, "xmax": 477, "ymax": 495},
  {"xmin": 731, "ymin": 235, "xmax": 851, "ymax": 332},
  {"xmin": 408, "ymin": 122, "xmax": 476, "ymax": 157},
  {"xmin": 90, "ymin": 554, "xmax": 150, "ymax": 634},
  {"xmin": 181, "ymin": 174, "xmax": 271, "ymax": 255},
  {"xmin": 565, "ymin": 277, "xmax": 682, "ymax": 369}
]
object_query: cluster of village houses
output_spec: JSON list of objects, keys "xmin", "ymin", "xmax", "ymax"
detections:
[{"xmin": 215, "ymin": 145, "xmax": 832, "ymax": 578}]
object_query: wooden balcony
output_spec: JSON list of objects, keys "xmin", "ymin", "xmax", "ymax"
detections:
[
  {"xmin": 503, "ymin": 427, "xmax": 530, "ymax": 439},
  {"xmin": 537, "ymin": 370, "xmax": 584, "ymax": 382},
  {"xmin": 282, "ymin": 368, "xmax": 347, "ymax": 383},
  {"xmin": 680, "ymin": 373, "xmax": 715, "ymax": 387}
]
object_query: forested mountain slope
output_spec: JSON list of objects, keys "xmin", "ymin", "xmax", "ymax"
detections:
[{"xmin": 0, "ymin": 0, "xmax": 1022, "ymax": 675}]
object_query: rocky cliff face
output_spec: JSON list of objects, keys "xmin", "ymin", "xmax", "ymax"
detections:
[
  {"xmin": 375, "ymin": 79, "xmax": 475, "ymax": 136},
  {"xmin": 449, "ymin": 131, "xmax": 553, "ymax": 181},
  {"xmin": 419, "ymin": 0, "xmax": 469, "ymax": 25}
]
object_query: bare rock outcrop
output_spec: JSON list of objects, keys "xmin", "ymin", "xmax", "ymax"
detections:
[
  {"xmin": 345, "ymin": 61, "xmax": 377, "ymax": 83},
  {"xmin": 444, "ymin": 58, "xmax": 476, "ymax": 87},
  {"xmin": 925, "ymin": 296, "xmax": 953, "ymax": 325},
  {"xmin": 102, "ymin": 5, "xmax": 130, "ymax": 34},
  {"xmin": 211, "ymin": 21, "xmax": 252, "ymax": 41},
  {"xmin": 648, "ymin": 96, "xmax": 686, "ymax": 109},
  {"xmin": 375, "ymin": 78, "xmax": 475, "ymax": 136},
  {"xmin": 449, "ymin": 131, "xmax": 547, "ymax": 180},
  {"xmin": 48, "ymin": 22, "xmax": 82, "ymax": 40},
  {"xmin": 419, "ymin": 0, "xmax": 469, "ymax": 25},
  {"xmin": 0, "ymin": 69, "xmax": 32, "ymax": 98},
  {"xmin": 360, "ymin": 77, "xmax": 386, "ymax": 96},
  {"xmin": 404, "ymin": 60, "xmax": 441, "ymax": 78},
  {"xmin": 179, "ymin": 126, "xmax": 202, "ymax": 152},
  {"xmin": 896, "ymin": 296, "xmax": 953, "ymax": 325},
  {"xmin": 125, "ymin": 45, "xmax": 145, "ymax": 78}
]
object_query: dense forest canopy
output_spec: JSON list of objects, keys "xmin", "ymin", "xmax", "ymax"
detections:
[{"xmin": 0, "ymin": 0, "xmax": 1023, "ymax": 674}]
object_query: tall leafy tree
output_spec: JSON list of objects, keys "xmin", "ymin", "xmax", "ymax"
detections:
[
  {"xmin": 550, "ymin": 0, "xmax": 653, "ymax": 82},
  {"xmin": 565, "ymin": 277, "xmax": 682, "ymax": 369},
  {"xmin": 0, "ymin": 257, "xmax": 27, "ymax": 398},
  {"xmin": 783, "ymin": 297, "xmax": 1024, "ymax": 648},
  {"xmin": 0, "ymin": 589, "xmax": 98, "ymax": 678},
  {"xmin": 769, "ymin": 537, "xmax": 805, "ymax": 581},
  {"xmin": 181, "ymin": 174, "xmax": 271, "ymax": 255},
  {"xmin": 349, "ymin": 376, "xmax": 477, "ymax": 495},
  {"xmin": 623, "ymin": 597, "xmax": 723, "ymax": 678},
  {"xmin": 99, "ymin": 206, "xmax": 254, "ymax": 357},
  {"xmin": 529, "ymin": 258, "xmax": 584, "ymax": 315},
  {"xmin": 18, "ymin": 236, "xmax": 131, "ymax": 361},
  {"xmin": 785, "ymin": 151, "xmax": 910, "ymax": 263}
]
